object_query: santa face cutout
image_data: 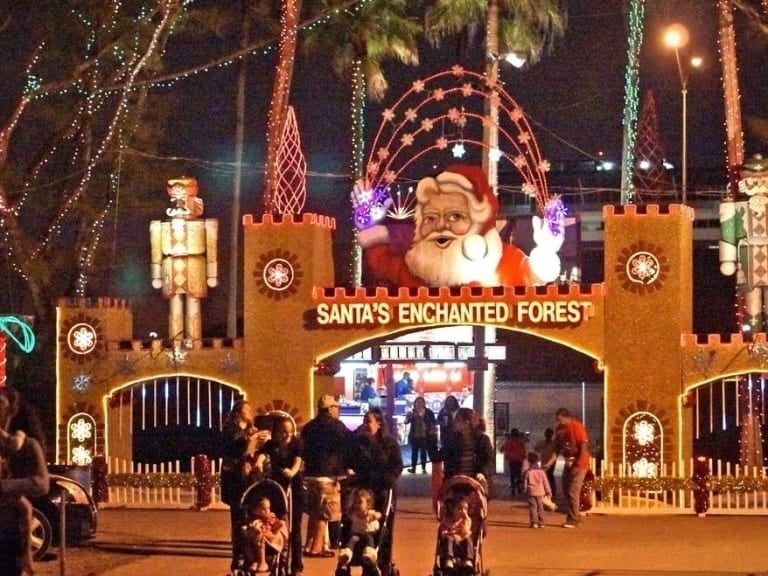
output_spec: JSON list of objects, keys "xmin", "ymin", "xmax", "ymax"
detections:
[
  {"xmin": 405, "ymin": 187, "xmax": 503, "ymax": 286},
  {"xmin": 418, "ymin": 190, "xmax": 474, "ymax": 242}
]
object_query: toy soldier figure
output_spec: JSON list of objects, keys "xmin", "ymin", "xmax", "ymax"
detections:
[
  {"xmin": 150, "ymin": 177, "xmax": 218, "ymax": 341},
  {"xmin": 720, "ymin": 154, "xmax": 768, "ymax": 331}
]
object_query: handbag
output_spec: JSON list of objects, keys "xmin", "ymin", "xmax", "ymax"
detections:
[{"xmin": 542, "ymin": 494, "xmax": 557, "ymax": 511}]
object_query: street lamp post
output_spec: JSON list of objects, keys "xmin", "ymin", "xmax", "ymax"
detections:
[{"xmin": 664, "ymin": 23, "xmax": 701, "ymax": 205}]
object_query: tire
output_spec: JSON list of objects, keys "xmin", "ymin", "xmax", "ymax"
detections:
[{"xmin": 31, "ymin": 508, "xmax": 53, "ymax": 561}]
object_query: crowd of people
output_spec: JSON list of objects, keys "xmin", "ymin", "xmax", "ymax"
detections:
[
  {"xmin": 0, "ymin": 379, "xmax": 593, "ymax": 576},
  {"xmin": 219, "ymin": 391, "xmax": 511, "ymax": 576},
  {"xmin": 216, "ymin": 395, "xmax": 590, "ymax": 576},
  {"xmin": 500, "ymin": 407, "xmax": 592, "ymax": 530}
]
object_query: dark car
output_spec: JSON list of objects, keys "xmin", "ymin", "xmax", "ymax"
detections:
[{"xmin": 30, "ymin": 473, "xmax": 98, "ymax": 560}]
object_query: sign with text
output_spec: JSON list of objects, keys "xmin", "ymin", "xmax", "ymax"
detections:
[{"xmin": 315, "ymin": 300, "xmax": 593, "ymax": 328}]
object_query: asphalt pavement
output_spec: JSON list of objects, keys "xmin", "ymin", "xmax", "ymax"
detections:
[{"xmin": 47, "ymin": 472, "xmax": 768, "ymax": 576}]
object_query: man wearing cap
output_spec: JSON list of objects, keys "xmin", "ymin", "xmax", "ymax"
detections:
[
  {"xmin": 300, "ymin": 394, "xmax": 351, "ymax": 557},
  {"xmin": 356, "ymin": 164, "xmax": 563, "ymax": 287}
]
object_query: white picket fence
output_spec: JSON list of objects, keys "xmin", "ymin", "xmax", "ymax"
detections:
[
  {"xmin": 590, "ymin": 458, "xmax": 768, "ymax": 515},
  {"xmin": 103, "ymin": 456, "xmax": 226, "ymax": 509},
  {"xmin": 98, "ymin": 456, "xmax": 768, "ymax": 515}
]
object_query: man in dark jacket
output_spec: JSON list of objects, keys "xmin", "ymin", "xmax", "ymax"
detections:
[{"xmin": 300, "ymin": 394, "xmax": 351, "ymax": 556}]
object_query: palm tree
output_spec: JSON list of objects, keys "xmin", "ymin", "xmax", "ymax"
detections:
[
  {"xmin": 303, "ymin": 0, "xmax": 420, "ymax": 285},
  {"xmin": 425, "ymin": 0, "xmax": 568, "ymax": 193}
]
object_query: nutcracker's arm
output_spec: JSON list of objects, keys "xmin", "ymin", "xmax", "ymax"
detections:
[
  {"xmin": 719, "ymin": 200, "xmax": 739, "ymax": 276},
  {"xmin": 205, "ymin": 219, "xmax": 218, "ymax": 288},
  {"xmin": 149, "ymin": 220, "xmax": 163, "ymax": 289}
]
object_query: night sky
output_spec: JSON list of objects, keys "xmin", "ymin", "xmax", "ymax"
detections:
[{"xmin": 103, "ymin": 1, "xmax": 766, "ymax": 339}]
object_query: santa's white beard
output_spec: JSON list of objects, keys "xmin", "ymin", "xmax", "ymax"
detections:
[{"xmin": 404, "ymin": 229, "xmax": 504, "ymax": 286}]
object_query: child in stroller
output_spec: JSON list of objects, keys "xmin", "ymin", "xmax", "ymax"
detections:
[
  {"xmin": 244, "ymin": 495, "xmax": 288, "ymax": 574},
  {"xmin": 433, "ymin": 475, "xmax": 488, "ymax": 576},
  {"xmin": 336, "ymin": 487, "xmax": 382, "ymax": 576},
  {"xmin": 438, "ymin": 496, "xmax": 474, "ymax": 571},
  {"xmin": 232, "ymin": 479, "xmax": 291, "ymax": 576}
]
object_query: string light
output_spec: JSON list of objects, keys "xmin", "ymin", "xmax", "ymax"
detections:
[
  {"xmin": 364, "ymin": 66, "xmax": 553, "ymax": 214},
  {"xmin": 619, "ymin": 0, "xmax": 645, "ymax": 205},
  {"xmin": 717, "ymin": 0, "xmax": 744, "ymax": 194}
]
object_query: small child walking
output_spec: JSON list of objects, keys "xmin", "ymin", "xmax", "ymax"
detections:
[
  {"xmin": 243, "ymin": 496, "xmax": 288, "ymax": 573},
  {"xmin": 523, "ymin": 451, "xmax": 553, "ymax": 528},
  {"xmin": 337, "ymin": 488, "xmax": 382, "ymax": 576},
  {"xmin": 438, "ymin": 496, "xmax": 474, "ymax": 571}
]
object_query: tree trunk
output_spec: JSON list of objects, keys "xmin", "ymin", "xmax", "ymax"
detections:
[
  {"xmin": 718, "ymin": 0, "xmax": 744, "ymax": 192},
  {"xmin": 228, "ymin": 0, "xmax": 249, "ymax": 338},
  {"xmin": 483, "ymin": 0, "xmax": 500, "ymax": 196},
  {"xmin": 263, "ymin": 0, "xmax": 302, "ymax": 214}
]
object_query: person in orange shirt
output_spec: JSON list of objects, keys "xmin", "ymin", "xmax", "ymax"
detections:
[{"xmin": 554, "ymin": 407, "xmax": 590, "ymax": 528}]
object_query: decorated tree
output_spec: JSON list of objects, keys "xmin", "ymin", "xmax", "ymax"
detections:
[
  {"xmin": 302, "ymin": 0, "xmax": 420, "ymax": 284},
  {"xmin": 425, "ymin": 0, "xmax": 568, "ymax": 193}
]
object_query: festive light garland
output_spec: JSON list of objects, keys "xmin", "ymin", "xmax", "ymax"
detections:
[
  {"xmin": 593, "ymin": 474, "xmax": 768, "ymax": 494},
  {"xmin": 619, "ymin": 0, "xmax": 644, "ymax": 205}
]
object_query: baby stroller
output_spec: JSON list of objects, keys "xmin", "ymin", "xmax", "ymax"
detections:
[
  {"xmin": 231, "ymin": 478, "xmax": 293, "ymax": 576},
  {"xmin": 432, "ymin": 475, "xmax": 489, "ymax": 576},
  {"xmin": 335, "ymin": 483, "xmax": 400, "ymax": 576}
]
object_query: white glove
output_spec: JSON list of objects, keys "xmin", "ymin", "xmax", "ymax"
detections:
[{"xmin": 529, "ymin": 211, "xmax": 565, "ymax": 283}]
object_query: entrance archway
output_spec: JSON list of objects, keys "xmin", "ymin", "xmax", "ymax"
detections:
[{"xmin": 105, "ymin": 375, "xmax": 243, "ymax": 470}]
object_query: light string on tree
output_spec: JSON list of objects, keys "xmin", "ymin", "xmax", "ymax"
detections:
[
  {"xmin": 619, "ymin": 0, "xmax": 644, "ymax": 205},
  {"xmin": 350, "ymin": 59, "xmax": 366, "ymax": 286},
  {"xmin": 94, "ymin": 0, "xmax": 377, "ymax": 94},
  {"xmin": 2, "ymin": 1, "xmax": 183, "ymax": 292},
  {"xmin": 718, "ymin": 0, "xmax": 744, "ymax": 194},
  {"xmin": 264, "ymin": 0, "xmax": 300, "ymax": 213}
]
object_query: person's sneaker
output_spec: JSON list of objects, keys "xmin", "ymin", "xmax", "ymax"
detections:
[
  {"xmin": 444, "ymin": 558, "xmax": 455, "ymax": 569},
  {"xmin": 562, "ymin": 522, "xmax": 577, "ymax": 529},
  {"xmin": 463, "ymin": 559, "xmax": 474, "ymax": 568},
  {"xmin": 530, "ymin": 523, "xmax": 538, "ymax": 529}
]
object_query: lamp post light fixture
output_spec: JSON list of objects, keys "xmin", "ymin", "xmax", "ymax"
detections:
[{"xmin": 664, "ymin": 23, "xmax": 701, "ymax": 205}]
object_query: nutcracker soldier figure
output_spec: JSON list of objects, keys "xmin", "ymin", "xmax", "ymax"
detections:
[
  {"xmin": 719, "ymin": 155, "xmax": 768, "ymax": 332},
  {"xmin": 150, "ymin": 177, "xmax": 218, "ymax": 341}
]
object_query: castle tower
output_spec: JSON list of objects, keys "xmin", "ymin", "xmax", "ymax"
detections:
[
  {"xmin": 602, "ymin": 204, "xmax": 693, "ymax": 469},
  {"xmin": 56, "ymin": 297, "xmax": 134, "ymax": 463},
  {"xmin": 242, "ymin": 213, "xmax": 336, "ymax": 423}
]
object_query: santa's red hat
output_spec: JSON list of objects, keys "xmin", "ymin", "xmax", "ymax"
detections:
[{"xmin": 416, "ymin": 164, "xmax": 498, "ymax": 234}]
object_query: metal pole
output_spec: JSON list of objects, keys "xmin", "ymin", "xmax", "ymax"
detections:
[
  {"xmin": 673, "ymin": 46, "xmax": 688, "ymax": 205},
  {"xmin": 682, "ymin": 83, "xmax": 688, "ymax": 205}
]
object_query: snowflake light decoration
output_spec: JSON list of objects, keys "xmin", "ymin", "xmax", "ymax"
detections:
[
  {"xmin": 254, "ymin": 249, "xmax": 303, "ymax": 300},
  {"xmin": 220, "ymin": 353, "xmax": 240, "ymax": 375},
  {"xmin": 70, "ymin": 417, "xmax": 93, "ymax": 442},
  {"xmin": 631, "ymin": 457, "xmax": 657, "ymax": 478},
  {"xmin": 167, "ymin": 346, "xmax": 188, "ymax": 367},
  {"xmin": 61, "ymin": 314, "xmax": 104, "ymax": 363},
  {"xmin": 71, "ymin": 445, "xmax": 92, "ymax": 466},
  {"xmin": 632, "ymin": 419, "xmax": 656, "ymax": 446},
  {"xmin": 615, "ymin": 241, "xmax": 669, "ymax": 294},
  {"xmin": 72, "ymin": 373, "xmax": 92, "ymax": 393}
]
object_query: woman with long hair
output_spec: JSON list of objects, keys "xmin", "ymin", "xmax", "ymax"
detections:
[
  {"xmin": 441, "ymin": 407, "xmax": 494, "ymax": 482},
  {"xmin": 0, "ymin": 387, "xmax": 49, "ymax": 576},
  {"xmin": 349, "ymin": 408, "xmax": 404, "ymax": 571},
  {"xmin": 220, "ymin": 399, "xmax": 263, "ymax": 572}
]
